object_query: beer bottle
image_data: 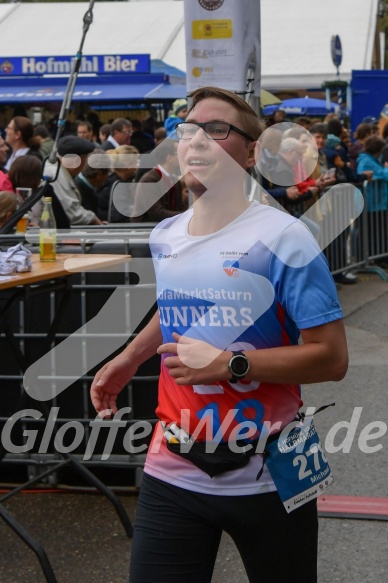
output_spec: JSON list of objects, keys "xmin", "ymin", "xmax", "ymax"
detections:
[{"xmin": 39, "ymin": 197, "xmax": 56, "ymax": 262}]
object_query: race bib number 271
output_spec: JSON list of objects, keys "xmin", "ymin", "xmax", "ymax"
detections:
[{"xmin": 265, "ymin": 418, "xmax": 333, "ymax": 513}]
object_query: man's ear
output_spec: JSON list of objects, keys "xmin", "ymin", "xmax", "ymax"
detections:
[{"xmin": 247, "ymin": 140, "xmax": 261, "ymax": 169}]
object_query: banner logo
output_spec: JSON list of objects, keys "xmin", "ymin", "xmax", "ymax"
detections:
[
  {"xmin": 198, "ymin": 0, "xmax": 224, "ymax": 10},
  {"xmin": 192, "ymin": 19, "xmax": 232, "ymax": 40},
  {"xmin": 223, "ymin": 260, "xmax": 240, "ymax": 278},
  {"xmin": 0, "ymin": 60, "xmax": 13, "ymax": 74},
  {"xmin": 0, "ymin": 55, "xmax": 150, "ymax": 76}
]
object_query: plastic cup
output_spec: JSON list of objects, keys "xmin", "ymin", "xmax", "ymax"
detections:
[
  {"xmin": 15, "ymin": 187, "xmax": 32, "ymax": 201},
  {"xmin": 16, "ymin": 214, "xmax": 29, "ymax": 233}
]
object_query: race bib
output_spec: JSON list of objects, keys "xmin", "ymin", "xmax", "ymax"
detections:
[{"xmin": 265, "ymin": 418, "xmax": 333, "ymax": 513}]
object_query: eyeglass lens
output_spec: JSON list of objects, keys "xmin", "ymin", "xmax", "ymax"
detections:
[{"xmin": 177, "ymin": 122, "xmax": 230, "ymax": 140}]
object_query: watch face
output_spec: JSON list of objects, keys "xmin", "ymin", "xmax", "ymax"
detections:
[
  {"xmin": 198, "ymin": 0, "xmax": 224, "ymax": 10},
  {"xmin": 231, "ymin": 355, "xmax": 249, "ymax": 376}
]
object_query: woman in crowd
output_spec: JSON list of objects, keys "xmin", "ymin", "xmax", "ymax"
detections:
[
  {"xmin": 8, "ymin": 155, "xmax": 69, "ymax": 229},
  {"xmin": 349, "ymin": 123, "xmax": 372, "ymax": 171},
  {"xmin": 4, "ymin": 116, "xmax": 42, "ymax": 171},
  {"xmin": 357, "ymin": 135, "xmax": 388, "ymax": 259},
  {"xmin": 0, "ymin": 169, "xmax": 13, "ymax": 192}
]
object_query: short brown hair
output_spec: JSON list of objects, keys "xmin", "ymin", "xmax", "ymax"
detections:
[
  {"xmin": 154, "ymin": 127, "xmax": 167, "ymax": 143},
  {"xmin": 12, "ymin": 116, "xmax": 39, "ymax": 149},
  {"xmin": 294, "ymin": 116, "xmax": 312, "ymax": 129},
  {"xmin": 77, "ymin": 120, "xmax": 93, "ymax": 132},
  {"xmin": 260, "ymin": 127, "xmax": 282, "ymax": 152},
  {"xmin": 364, "ymin": 135, "xmax": 385, "ymax": 156},
  {"xmin": 111, "ymin": 118, "xmax": 132, "ymax": 134},
  {"xmin": 187, "ymin": 86, "xmax": 264, "ymax": 141},
  {"xmin": 354, "ymin": 123, "xmax": 372, "ymax": 141},
  {"xmin": 0, "ymin": 191, "xmax": 17, "ymax": 221},
  {"xmin": 309, "ymin": 123, "xmax": 327, "ymax": 137},
  {"xmin": 99, "ymin": 123, "xmax": 111, "ymax": 140}
]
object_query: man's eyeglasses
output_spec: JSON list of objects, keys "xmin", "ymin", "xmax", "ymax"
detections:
[
  {"xmin": 175, "ymin": 121, "xmax": 255, "ymax": 142},
  {"xmin": 121, "ymin": 129, "xmax": 132, "ymax": 135}
]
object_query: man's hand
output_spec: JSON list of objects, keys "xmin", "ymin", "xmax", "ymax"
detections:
[
  {"xmin": 286, "ymin": 186, "xmax": 300, "ymax": 200},
  {"xmin": 306, "ymin": 186, "xmax": 319, "ymax": 197},
  {"xmin": 90, "ymin": 312, "xmax": 162, "ymax": 417},
  {"xmin": 363, "ymin": 170, "xmax": 373, "ymax": 182},
  {"xmin": 157, "ymin": 333, "xmax": 230, "ymax": 385},
  {"xmin": 317, "ymin": 173, "xmax": 336, "ymax": 189},
  {"xmin": 90, "ymin": 352, "xmax": 138, "ymax": 417}
]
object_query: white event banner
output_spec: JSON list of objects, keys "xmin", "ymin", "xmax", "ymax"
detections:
[{"xmin": 183, "ymin": 0, "xmax": 261, "ymax": 95}]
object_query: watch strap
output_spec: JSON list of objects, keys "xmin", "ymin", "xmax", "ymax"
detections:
[{"xmin": 228, "ymin": 350, "xmax": 249, "ymax": 383}]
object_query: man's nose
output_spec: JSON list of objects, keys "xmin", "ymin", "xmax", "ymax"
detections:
[{"xmin": 190, "ymin": 127, "xmax": 209, "ymax": 147}]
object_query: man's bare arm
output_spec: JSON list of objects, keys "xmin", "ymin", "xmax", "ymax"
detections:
[
  {"xmin": 158, "ymin": 319, "xmax": 348, "ymax": 387},
  {"xmin": 90, "ymin": 311, "xmax": 162, "ymax": 415}
]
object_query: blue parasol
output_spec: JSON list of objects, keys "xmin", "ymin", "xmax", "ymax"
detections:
[{"xmin": 263, "ymin": 96, "xmax": 340, "ymax": 116}]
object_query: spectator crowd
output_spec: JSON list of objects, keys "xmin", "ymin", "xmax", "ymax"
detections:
[
  {"xmin": 257, "ymin": 110, "xmax": 388, "ymax": 284},
  {"xmin": 0, "ymin": 98, "xmax": 189, "ymax": 233},
  {"xmin": 1, "ymin": 101, "xmax": 388, "ymax": 287}
]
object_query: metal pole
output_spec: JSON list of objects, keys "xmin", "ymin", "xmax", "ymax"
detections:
[{"xmin": 0, "ymin": 1, "xmax": 96, "ymax": 235}]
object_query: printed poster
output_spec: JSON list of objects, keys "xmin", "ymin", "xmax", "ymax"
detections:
[{"xmin": 183, "ymin": 0, "xmax": 261, "ymax": 95}]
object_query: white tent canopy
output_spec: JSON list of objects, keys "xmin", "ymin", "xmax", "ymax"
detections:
[
  {"xmin": 260, "ymin": 0, "xmax": 378, "ymax": 89},
  {"xmin": 0, "ymin": 0, "xmax": 378, "ymax": 91}
]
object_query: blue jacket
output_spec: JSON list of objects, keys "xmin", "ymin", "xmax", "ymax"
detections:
[
  {"xmin": 323, "ymin": 142, "xmax": 367, "ymax": 185},
  {"xmin": 357, "ymin": 152, "xmax": 388, "ymax": 211},
  {"xmin": 164, "ymin": 115, "xmax": 180, "ymax": 136}
]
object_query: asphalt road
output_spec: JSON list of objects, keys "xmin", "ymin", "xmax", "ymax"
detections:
[{"xmin": 0, "ymin": 272, "xmax": 387, "ymax": 583}]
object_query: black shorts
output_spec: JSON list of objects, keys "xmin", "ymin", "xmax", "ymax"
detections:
[{"xmin": 129, "ymin": 473, "xmax": 318, "ymax": 583}]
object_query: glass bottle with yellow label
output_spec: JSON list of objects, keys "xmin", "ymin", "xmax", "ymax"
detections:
[{"xmin": 39, "ymin": 197, "xmax": 56, "ymax": 262}]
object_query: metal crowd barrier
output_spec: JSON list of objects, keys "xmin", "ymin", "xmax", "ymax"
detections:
[
  {"xmin": 248, "ymin": 179, "xmax": 388, "ymax": 281},
  {"xmin": 321, "ymin": 181, "xmax": 388, "ymax": 281},
  {"xmin": 2, "ymin": 188, "xmax": 388, "ymax": 488},
  {"xmin": 0, "ymin": 235, "xmax": 158, "ymax": 489}
]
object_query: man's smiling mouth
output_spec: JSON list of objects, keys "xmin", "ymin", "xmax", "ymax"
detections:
[{"xmin": 187, "ymin": 158, "xmax": 211, "ymax": 167}]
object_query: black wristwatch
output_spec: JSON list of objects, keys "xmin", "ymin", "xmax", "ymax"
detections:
[{"xmin": 228, "ymin": 351, "xmax": 250, "ymax": 383}]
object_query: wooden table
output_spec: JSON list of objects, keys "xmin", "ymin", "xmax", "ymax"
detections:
[
  {"xmin": 0, "ymin": 252, "xmax": 132, "ymax": 369},
  {"xmin": 0, "ymin": 253, "xmax": 134, "ymax": 581},
  {"xmin": 0, "ymin": 253, "xmax": 131, "ymax": 290}
]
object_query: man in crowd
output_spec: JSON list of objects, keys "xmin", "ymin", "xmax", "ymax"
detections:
[
  {"xmin": 130, "ymin": 119, "xmax": 154, "ymax": 153},
  {"xmin": 100, "ymin": 118, "xmax": 132, "ymax": 150},
  {"xmin": 131, "ymin": 138, "xmax": 184, "ymax": 223},
  {"xmin": 53, "ymin": 136, "xmax": 103, "ymax": 225},
  {"xmin": 154, "ymin": 126, "xmax": 167, "ymax": 146},
  {"xmin": 77, "ymin": 121, "xmax": 95, "ymax": 142},
  {"xmin": 261, "ymin": 137, "xmax": 305, "ymax": 213},
  {"xmin": 74, "ymin": 149, "xmax": 111, "ymax": 215},
  {"xmin": 34, "ymin": 125, "xmax": 55, "ymax": 159},
  {"xmin": 163, "ymin": 99, "xmax": 188, "ymax": 136}
]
